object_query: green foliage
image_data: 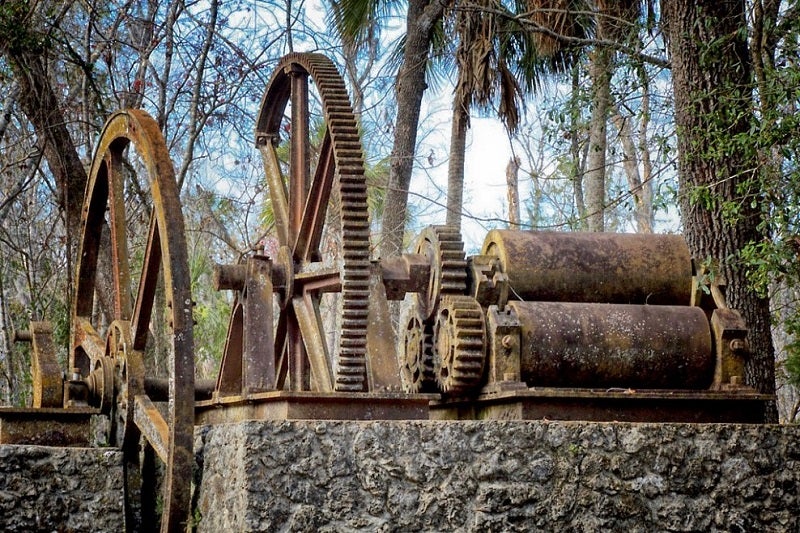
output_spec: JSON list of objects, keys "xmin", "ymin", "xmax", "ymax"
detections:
[
  {"xmin": 188, "ymin": 237, "xmax": 232, "ymax": 378},
  {"xmin": 0, "ymin": 2, "xmax": 48, "ymax": 55}
]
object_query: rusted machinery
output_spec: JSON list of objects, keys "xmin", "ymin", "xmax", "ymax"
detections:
[
  {"xmin": 0, "ymin": 53, "xmax": 771, "ymax": 531},
  {"xmin": 399, "ymin": 228, "xmax": 769, "ymax": 421}
]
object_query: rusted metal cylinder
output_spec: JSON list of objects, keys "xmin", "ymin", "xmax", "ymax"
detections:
[
  {"xmin": 482, "ymin": 230, "xmax": 693, "ymax": 305},
  {"xmin": 511, "ymin": 301, "xmax": 714, "ymax": 389}
]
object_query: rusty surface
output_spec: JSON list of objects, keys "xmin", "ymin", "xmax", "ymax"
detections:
[
  {"xmin": 27, "ymin": 322, "xmax": 64, "ymax": 408},
  {"xmin": 215, "ymin": 256, "xmax": 275, "ymax": 397},
  {"xmin": 144, "ymin": 378, "xmax": 215, "ymax": 402},
  {"xmin": 133, "ymin": 395, "xmax": 169, "ymax": 462},
  {"xmin": 430, "ymin": 388, "xmax": 771, "ymax": 423},
  {"xmin": 195, "ymin": 391, "xmax": 434, "ymax": 425},
  {"xmin": 71, "ymin": 109, "xmax": 194, "ymax": 533},
  {"xmin": 380, "ymin": 254, "xmax": 431, "ymax": 301},
  {"xmin": 255, "ymin": 53, "xmax": 371, "ymax": 392},
  {"xmin": 0, "ymin": 407, "xmax": 97, "ymax": 446},
  {"xmin": 434, "ymin": 295, "xmax": 486, "ymax": 394},
  {"xmin": 413, "ymin": 226, "xmax": 468, "ymax": 320},
  {"xmin": 711, "ymin": 308, "xmax": 749, "ymax": 389},
  {"xmin": 510, "ymin": 301, "xmax": 713, "ymax": 389},
  {"xmin": 398, "ymin": 295, "xmax": 437, "ymax": 393},
  {"xmin": 216, "ymin": 299, "xmax": 244, "ymax": 395},
  {"xmin": 482, "ymin": 230, "xmax": 693, "ymax": 306},
  {"xmin": 366, "ymin": 262, "xmax": 402, "ymax": 391}
]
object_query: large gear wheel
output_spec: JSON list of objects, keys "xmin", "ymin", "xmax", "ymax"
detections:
[
  {"xmin": 71, "ymin": 109, "xmax": 194, "ymax": 532},
  {"xmin": 255, "ymin": 53, "xmax": 371, "ymax": 392},
  {"xmin": 434, "ymin": 295, "xmax": 487, "ymax": 394}
]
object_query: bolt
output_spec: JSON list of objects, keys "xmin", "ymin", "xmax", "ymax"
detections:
[
  {"xmin": 729, "ymin": 338, "xmax": 747, "ymax": 353},
  {"xmin": 501, "ymin": 335, "xmax": 514, "ymax": 350}
]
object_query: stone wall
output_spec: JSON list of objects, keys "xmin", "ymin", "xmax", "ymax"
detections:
[
  {"xmin": 194, "ymin": 420, "xmax": 800, "ymax": 532},
  {"xmin": 0, "ymin": 445, "xmax": 125, "ymax": 532},
  {"xmin": 2, "ymin": 420, "xmax": 797, "ymax": 531}
]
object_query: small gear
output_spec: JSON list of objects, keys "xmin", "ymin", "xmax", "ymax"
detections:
[
  {"xmin": 414, "ymin": 225, "xmax": 468, "ymax": 320},
  {"xmin": 398, "ymin": 294, "xmax": 437, "ymax": 393},
  {"xmin": 434, "ymin": 295, "xmax": 486, "ymax": 394}
]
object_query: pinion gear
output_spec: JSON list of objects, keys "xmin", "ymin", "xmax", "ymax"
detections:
[{"xmin": 434, "ymin": 295, "xmax": 487, "ymax": 394}]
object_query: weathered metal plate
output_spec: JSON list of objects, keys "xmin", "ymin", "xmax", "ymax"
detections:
[
  {"xmin": 195, "ymin": 391, "xmax": 436, "ymax": 425},
  {"xmin": 430, "ymin": 388, "xmax": 772, "ymax": 423},
  {"xmin": 0, "ymin": 407, "xmax": 98, "ymax": 446}
]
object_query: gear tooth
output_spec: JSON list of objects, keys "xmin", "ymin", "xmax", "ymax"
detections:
[
  {"xmin": 434, "ymin": 295, "xmax": 486, "ymax": 395},
  {"xmin": 415, "ymin": 225, "xmax": 469, "ymax": 321},
  {"xmin": 398, "ymin": 296, "xmax": 437, "ymax": 393},
  {"xmin": 265, "ymin": 54, "xmax": 371, "ymax": 391}
]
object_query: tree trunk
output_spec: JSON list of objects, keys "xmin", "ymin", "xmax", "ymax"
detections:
[
  {"xmin": 664, "ymin": 0, "xmax": 776, "ymax": 416},
  {"xmin": 379, "ymin": 0, "xmax": 446, "ymax": 258},
  {"xmin": 506, "ymin": 156, "xmax": 521, "ymax": 229},
  {"xmin": 610, "ymin": 105, "xmax": 653, "ymax": 233},
  {"xmin": 446, "ymin": 96, "xmax": 468, "ymax": 229},
  {"xmin": 0, "ymin": 84, "xmax": 18, "ymax": 145},
  {"xmin": 569, "ymin": 65, "xmax": 586, "ymax": 227},
  {"xmin": 584, "ymin": 45, "xmax": 612, "ymax": 232},
  {"xmin": 10, "ymin": 53, "xmax": 87, "ymax": 240}
]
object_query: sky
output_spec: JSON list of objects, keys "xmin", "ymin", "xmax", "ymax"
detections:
[{"xmin": 298, "ymin": 1, "xmax": 521, "ymax": 254}]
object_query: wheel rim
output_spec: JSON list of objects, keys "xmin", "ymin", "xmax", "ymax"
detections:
[
  {"xmin": 255, "ymin": 53, "xmax": 371, "ymax": 392},
  {"xmin": 71, "ymin": 109, "xmax": 194, "ymax": 532}
]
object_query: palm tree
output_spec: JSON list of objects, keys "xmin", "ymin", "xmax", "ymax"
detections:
[
  {"xmin": 329, "ymin": 0, "xmax": 450, "ymax": 258},
  {"xmin": 446, "ymin": 1, "xmax": 525, "ymax": 229},
  {"xmin": 444, "ymin": 0, "xmax": 586, "ymax": 229}
]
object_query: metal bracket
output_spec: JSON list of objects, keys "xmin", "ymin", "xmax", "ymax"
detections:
[
  {"xmin": 469, "ymin": 255, "xmax": 509, "ymax": 310},
  {"xmin": 710, "ymin": 307, "xmax": 749, "ymax": 391},
  {"xmin": 484, "ymin": 305, "xmax": 524, "ymax": 392},
  {"xmin": 15, "ymin": 322, "xmax": 64, "ymax": 408},
  {"xmin": 214, "ymin": 255, "xmax": 275, "ymax": 398}
]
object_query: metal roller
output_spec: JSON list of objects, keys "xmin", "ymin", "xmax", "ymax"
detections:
[
  {"xmin": 482, "ymin": 230, "xmax": 693, "ymax": 305},
  {"xmin": 511, "ymin": 301, "xmax": 713, "ymax": 389}
]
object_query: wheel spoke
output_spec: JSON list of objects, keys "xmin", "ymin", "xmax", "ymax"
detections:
[
  {"xmin": 289, "ymin": 66, "xmax": 310, "ymax": 248},
  {"xmin": 259, "ymin": 144, "xmax": 290, "ymax": 247},
  {"xmin": 133, "ymin": 395, "xmax": 169, "ymax": 462},
  {"xmin": 292, "ymin": 294, "xmax": 333, "ymax": 391},
  {"xmin": 130, "ymin": 214, "xmax": 161, "ymax": 351},
  {"xmin": 294, "ymin": 133, "xmax": 334, "ymax": 263},
  {"xmin": 294, "ymin": 266, "xmax": 341, "ymax": 293},
  {"xmin": 107, "ymin": 147, "xmax": 132, "ymax": 321}
]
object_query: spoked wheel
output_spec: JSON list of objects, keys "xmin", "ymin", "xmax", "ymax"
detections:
[
  {"xmin": 255, "ymin": 53, "xmax": 371, "ymax": 392},
  {"xmin": 71, "ymin": 109, "xmax": 194, "ymax": 532},
  {"xmin": 398, "ymin": 295, "xmax": 437, "ymax": 393}
]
